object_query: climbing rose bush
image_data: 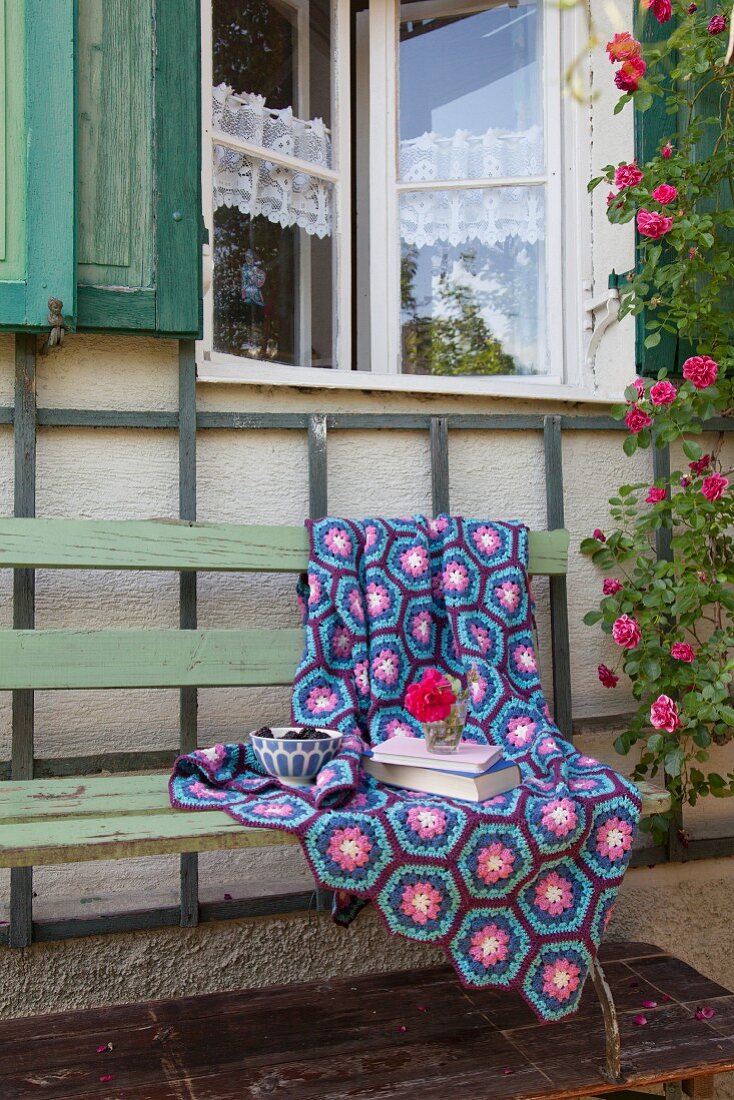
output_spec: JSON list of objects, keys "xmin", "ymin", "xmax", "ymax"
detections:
[{"xmin": 584, "ymin": 0, "xmax": 734, "ymax": 844}]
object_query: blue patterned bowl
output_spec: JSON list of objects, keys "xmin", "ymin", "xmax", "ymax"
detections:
[{"xmin": 250, "ymin": 727, "xmax": 343, "ymax": 786}]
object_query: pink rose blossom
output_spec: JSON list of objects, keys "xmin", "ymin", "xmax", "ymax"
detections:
[
  {"xmin": 541, "ymin": 798, "xmax": 579, "ymax": 838},
  {"xmin": 682, "ymin": 355, "xmax": 718, "ymax": 388},
  {"xmin": 469, "ymin": 923, "xmax": 510, "ymax": 968},
  {"xmin": 405, "ymin": 668, "xmax": 456, "ymax": 722},
  {"xmin": 615, "ymin": 56, "xmax": 646, "ymax": 92},
  {"xmin": 542, "ymin": 958, "xmax": 581, "ymax": 1003},
  {"xmin": 708, "ymin": 13, "xmax": 727, "ymax": 33},
  {"xmin": 477, "ymin": 842, "xmax": 515, "ymax": 884},
  {"xmin": 603, "ymin": 578, "xmax": 623, "ymax": 595},
  {"xmin": 596, "ymin": 816, "xmax": 634, "ymax": 860},
  {"xmin": 612, "ymin": 614, "xmax": 641, "ymax": 648},
  {"xmin": 647, "ymin": 0, "xmax": 672, "ymax": 22},
  {"xmin": 650, "ymin": 380, "xmax": 677, "ymax": 405},
  {"xmin": 637, "ymin": 208, "xmax": 673, "ymax": 239},
  {"xmin": 688, "ymin": 3, "xmax": 697, "ymax": 10},
  {"xmin": 671, "ymin": 642, "xmax": 695, "ymax": 662},
  {"xmin": 625, "ymin": 405, "xmax": 653, "ymax": 433},
  {"xmin": 681, "ymin": 476, "xmax": 691, "ymax": 488},
  {"xmin": 535, "ymin": 871, "xmax": 574, "ymax": 915},
  {"xmin": 614, "ymin": 162, "xmax": 644, "ymax": 188},
  {"xmin": 650, "ymin": 694, "xmax": 681, "ymax": 733},
  {"xmin": 606, "ymin": 31, "xmax": 642, "ymax": 61},
  {"xmin": 598, "ymin": 664, "xmax": 619, "ymax": 689},
  {"xmin": 327, "ymin": 826, "xmax": 372, "ymax": 872},
  {"xmin": 646, "ymin": 486, "xmax": 667, "ymax": 503},
  {"xmin": 593, "ymin": 528, "xmax": 606, "ymax": 542},
  {"xmin": 406, "ymin": 806, "xmax": 447, "ymax": 839},
  {"xmin": 652, "ymin": 183, "xmax": 678, "ymax": 204},
  {"xmin": 661, "ymin": 142, "xmax": 673, "ymax": 159},
  {"xmin": 702, "ymin": 473, "xmax": 729, "ymax": 502},
  {"xmin": 400, "ymin": 881, "xmax": 442, "ymax": 925},
  {"xmin": 632, "ymin": 377, "xmax": 646, "ymax": 399}
]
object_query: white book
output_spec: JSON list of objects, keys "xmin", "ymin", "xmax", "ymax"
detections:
[{"xmin": 369, "ymin": 735, "xmax": 502, "ymax": 776}]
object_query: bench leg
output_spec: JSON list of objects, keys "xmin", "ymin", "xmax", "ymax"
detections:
[
  {"xmin": 683, "ymin": 1078, "xmax": 715, "ymax": 1098},
  {"xmin": 589, "ymin": 957, "xmax": 622, "ymax": 1083}
]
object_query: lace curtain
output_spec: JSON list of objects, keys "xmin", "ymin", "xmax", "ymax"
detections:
[
  {"xmin": 399, "ymin": 126, "xmax": 545, "ymax": 249},
  {"xmin": 212, "ymin": 84, "xmax": 333, "ymax": 239}
]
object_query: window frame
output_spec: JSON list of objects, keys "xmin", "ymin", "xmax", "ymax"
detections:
[{"xmin": 198, "ymin": 0, "xmax": 594, "ymax": 400}]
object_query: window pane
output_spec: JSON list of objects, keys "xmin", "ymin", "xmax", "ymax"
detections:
[
  {"xmin": 399, "ymin": 0, "xmax": 543, "ymax": 182},
  {"xmin": 399, "ymin": 187, "xmax": 547, "ymax": 377},
  {"xmin": 211, "ymin": 0, "xmax": 336, "ymax": 368}
]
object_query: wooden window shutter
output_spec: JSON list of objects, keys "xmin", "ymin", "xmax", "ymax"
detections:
[{"xmin": 0, "ymin": 0, "xmax": 76, "ymax": 331}]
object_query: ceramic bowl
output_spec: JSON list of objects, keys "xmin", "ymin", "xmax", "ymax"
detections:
[{"xmin": 250, "ymin": 727, "xmax": 343, "ymax": 786}]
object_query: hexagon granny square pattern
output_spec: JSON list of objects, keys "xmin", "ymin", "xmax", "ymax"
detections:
[{"xmin": 170, "ymin": 516, "xmax": 641, "ymax": 1022}]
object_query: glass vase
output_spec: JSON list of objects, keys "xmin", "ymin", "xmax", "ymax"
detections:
[{"xmin": 423, "ymin": 699, "xmax": 469, "ymax": 754}]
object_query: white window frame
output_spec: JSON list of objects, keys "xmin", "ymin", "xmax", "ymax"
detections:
[{"xmin": 198, "ymin": 0, "xmax": 594, "ymax": 401}]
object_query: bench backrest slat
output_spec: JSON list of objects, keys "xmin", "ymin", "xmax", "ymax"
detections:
[
  {"xmin": 0, "ymin": 520, "xmax": 570, "ymax": 576},
  {"xmin": 0, "ymin": 629, "xmax": 304, "ymax": 690}
]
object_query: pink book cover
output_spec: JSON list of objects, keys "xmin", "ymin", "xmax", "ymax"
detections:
[{"xmin": 370, "ymin": 736, "xmax": 502, "ymax": 773}]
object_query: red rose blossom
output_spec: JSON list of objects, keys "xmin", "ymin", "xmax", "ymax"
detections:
[
  {"xmin": 661, "ymin": 142, "xmax": 673, "ymax": 159},
  {"xmin": 625, "ymin": 405, "xmax": 653, "ymax": 433},
  {"xmin": 603, "ymin": 578, "xmax": 623, "ymax": 595},
  {"xmin": 637, "ymin": 208, "xmax": 673, "ymax": 238},
  {"xmin": 650, "ymin": 694, "xmax": 681, "ymax": 733},
  {"xmin": 682, "ymin": 355, "xmax": 718, "ymax": 389},
  {"xmin": 701, "ymin": 473, "xmax": 729, "ymax": 502},
  {"xmin": 612, "ymin": 614, "xmax": 641, "ymax": 649},
  {"xmin": 632, "ymin": 378, "xmax": 646, "ymax": 399},
  {"xmin": 405, "ymin": 668, "xmax": 456, "ymax": 723},
  {"xmin": 652, "ymin": 184, "xmax": 678, "ymax": 204},
  {"xmin": 650, "ymin": 380, "xmax": 677, "ymax": 405},
  {"xmin": 646, "ymin": 486, "xmax": 667, "ymax": 503},
  {"xmin": 671, "ymin": 642, "xmax": 695, "ymax": 663},
  {"xmin": 688, "ymin": 3, "xmax": 697, "ymax": 10},
  {"xmin": 689, "ymin": 454, "xmax": 711, "ymax": 475},
  {"xmin": 606, "ymin": 32, "xmax": 642, "ymax": 61},
  {"xmin": 615, "ymin": 163, "xmax": 644, "ymax": 188},
  {"xmin": 647, "ymin": 0, "xmax": 672, "ymax": 22},
  {"xmin": 598, "ymin": 664, "xmax": 619, "ymax": 689},
  {"xmin": 593, "ymin": 528, "xmax": 606, "ymax": 542},
  {"xmin": 615, "ymin": 56, "xmax": 646, "ymax": 92},
  {"xmin": 708, "ymin": 13, "xmax": 726, "ymax": 33}
]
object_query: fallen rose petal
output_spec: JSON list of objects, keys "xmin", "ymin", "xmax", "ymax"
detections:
[
  {"xmin": 397, "ymin": 1025, "xmax": 407, "ymax": 1032},
  {"xmin": 224, "ymin": 893, "xmax": 233, "ymax": 901},
  {"xmin": 502, "ymin": 1067, "xmax": 514, "ymax": 1076},
  {"xmin": 96, "ymin": 1044, "xmax": 110, "ymax": 1054},
  {"xmin": 99, "ymin": 1076, "xmax": 113, "ymax": 1083},
  {"xmin": 633, "ymin": 1014, "xmax": 647, "ymax": 1026},
  {"xmin": 696, "ymin": 1006, "xmax": 716, "ymax": 1020},
  {"xmin": 417, "ymin": 1005, "xmax": 428, "ymax": 1013},
  {"xmin": 642, "ymin": 1000, "xmax": 657, "ymax": 1008},
  {"xmin": 661, "ymin": 994, "xmax": 672, "ymax": 1002}
]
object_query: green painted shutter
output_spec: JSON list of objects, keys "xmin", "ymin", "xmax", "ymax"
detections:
[
  {"xmin": 0, "ymin": 0, "xmax": 76, "ymax": 331},
  {"xmin": 0, "ymin": 0, "xmax": 201, "ymax": 337}
]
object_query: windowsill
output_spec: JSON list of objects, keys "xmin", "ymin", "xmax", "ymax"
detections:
[{"xmin": 197, "ymin": 355, "xmax": 614, "ymax": 405}]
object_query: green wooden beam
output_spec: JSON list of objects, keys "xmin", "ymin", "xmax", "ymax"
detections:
[
  {"xmin": 430, "ymin": 417, "xmax": 450, "ymax": 515},
  {"xmin": 0, "ymin": 627, "xmax": 305, "ymax": 690},
  {"xmin": 0, "ymin": 520, "xmax": 569, "ymax": 575}
]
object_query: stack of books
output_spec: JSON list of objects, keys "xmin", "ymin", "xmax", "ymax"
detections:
[{"xmin": 363, "ymin": 736, "xmax": 520, "ymax": 803}]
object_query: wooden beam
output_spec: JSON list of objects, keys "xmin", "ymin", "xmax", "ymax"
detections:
[
  {"xmin": 308, "ymin": 414, "xmax": 328, "ymax": 520},
  {"xmin": 430, "ymin": 417, "xmax": 450, "ymax": 515},
  {"xmin": 543, "ymin": 416, "xmax": 573, "ymax": 739}
]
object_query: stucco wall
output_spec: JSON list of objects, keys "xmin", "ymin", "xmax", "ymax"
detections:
[{"xmin": 2, "ymin": 2, "xmax": 734, "ymax": 1093}]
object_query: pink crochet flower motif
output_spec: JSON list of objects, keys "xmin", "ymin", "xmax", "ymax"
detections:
[
  {"xmin": 316, "ymin": 767, "xmax": 336, "ymax": 788},
  {"xmin": 372, "ymin": 648, "xmax": 400, "ymax": 686},
  {"xmin": 307, "ymin": 573, "xmax": 322, "ymax": 607},
  {"xmin": 507, "ymin": 716, "xmax": 536, "ymax": 748},
  {"xmin": 400, "ymin": 881, "xmax": 443, "ymax": 925},
  {"xmin": 354, "ymin": 659, "xmax": 369, "ymax": 696},
  {"xmin": 331, "ymin": 625, "xmax": 353, "ymax": 658},
  {"xmin": 347, "ymin": 588, "xmax": 365, "ymax": 622},
  {"xmin": 596, "ymin": 816, "xmax": 634, "ymax": 860},
  {"xmin": 469, "ymin": 924, "xmax": 510, "ymax": 968},
  {"xmin": 324, "ymin": 526, "xmax": 352, "ymax": 558},
  {"xmin": 477, "ymin": 842, "xmax": 515, "ymax": 884},
  {"xmin": 570, "ymin": 777, "xmax": 597, "ymax": 792},
  {"xmin": 306, "ymin": 685, "xmax": 338, "ymax": 715},
  {"xmin": 400, "ymin": 544, "xmax": 429, "ymax": 578},
  {"xmin": 365, "ymin": 524, "xmax": 378, "ymax": 548},
  {"xmin": 470, "ymin": 623, "xmax": 492, "ymax": 654},
  {"xmin": 535, "ymin": 871, "xmax": 574, "ymax": 916},
  {"xmin": 410, "ymin": 610, "xmax": 432, "ymax": 646},
  {"xmin": 470, "ymin": 673, "xmax": 489, "ymax": 705},
  {"xmin": 190, "ymin": 781, "xmax": 228, "ymax": 801},
  {"xmin": 196, "ymin": 743, "xmax": 227, "ymax": 769},
  {"xmin": 541, "ymin": 798, "xmax": 579, "ymax": 839},
  {"xmin": 406, "ymin": 806, "xmax": 447, "ymax": 839},
  {"xmin": 542, "ymin": 958, "xmax": 581, "ymax": 1003},
  {"xmin": 428, "ymin": 516, "xmax": 449, "ymax": 539},
  {"xmin": 513, "ymin": 645, "xmax": 537, "ymax": 673},
  {"xmin": 495, "ymin": 581, "xmax": 521, "ymax": 611},
  {"xmin": 443, "ymin": 561, "xmax": 470, "ymax": 593},
  {"xmin": 327, "ymin": 826, "xmax": 372, "ymax": 872},
  {"xmin": 472, "ymin": 525, "xmax": 501, "ymax": 555},
  {"xmin": 252, "ymin": 801, "xmax": 294, "ymax": 818},
  {"xmin": 366, "ymin": 583, "xmax": 391, "ymax": 618},
  {"xmin": 538, "ymin": 736, "xmax": 559, "ymax": 755},
  {"xmin": 386, "ymin": 718, "xmax": 415, "ymax": 739}
]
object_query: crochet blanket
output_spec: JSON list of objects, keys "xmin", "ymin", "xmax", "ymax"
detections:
[{"xmin": 170, "ymin": 516, "xmax": 640, "ymax": 1021}]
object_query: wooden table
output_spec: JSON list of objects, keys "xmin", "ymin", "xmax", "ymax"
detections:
[{"xmin": 1, "ymin": 942, "xmax": 732, "ymax": 1098}]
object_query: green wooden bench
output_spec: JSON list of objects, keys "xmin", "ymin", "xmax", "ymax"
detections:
[{"xmin": 0, "ymin": 517, "xmax": 677, "ymax": 1093}]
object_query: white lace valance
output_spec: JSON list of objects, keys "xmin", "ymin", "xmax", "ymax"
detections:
[
  {"xmin": 399, "ymin": 125, "xmax": 544, "ymax": 185},
  {"xmin": 400, "ymin": 185, "xmax": 544, "ymax": 250},
  {"xmin": 212, "ymin": 84, "xmax": 333, "ymax": 239}
]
